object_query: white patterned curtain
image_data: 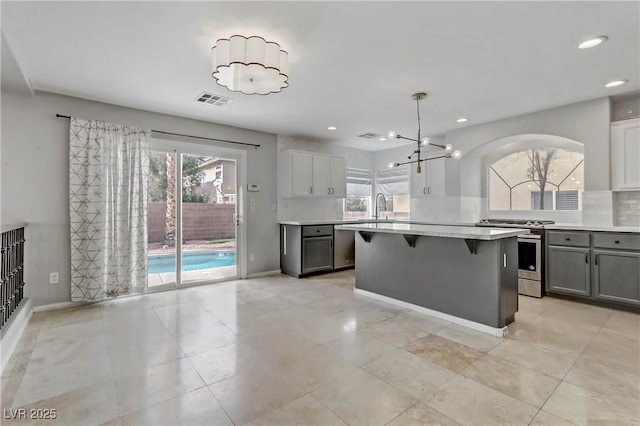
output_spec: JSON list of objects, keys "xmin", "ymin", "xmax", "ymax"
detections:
[{"xmin": 69, "ymin": 118, "xmax": 150, "ymax": 302}]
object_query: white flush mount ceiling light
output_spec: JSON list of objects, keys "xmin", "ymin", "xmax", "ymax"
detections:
[
  {"xmin": 578, "ymin": 36, "xmax": 608, "ymax": 49},
  {"xmin": 388, "ymin": 93, "xmax": 461, "ymax": 173},
  {"xmin": 212, "ymin": 35, "xmax": 289, "ymax": 95},
  {"xmin": 605, "ymin": 79, "xmax": 628, "ymax": 88},
  {"xmin": 456, "ymin": 117, "xmax": 468, "ymax": 123},
  {"xmin": 328, "ymin": 125, "xmax": 337, "ymax": 131}
]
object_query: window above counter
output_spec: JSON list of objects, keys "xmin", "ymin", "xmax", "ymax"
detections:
[{"xmin": 488, "ymin": 147, "xmax": 584, "ymax": 212}]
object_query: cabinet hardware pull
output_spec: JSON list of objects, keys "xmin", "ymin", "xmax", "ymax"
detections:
[
  {"xmin": 309, "ymin": 186, "xmax": 312, "ymax": 194},
  {"xmin": 428, "ymin": 187, "xmax": 431, "ymax": 195},
  {"xmin": 423, "ymin": 187, "xmax": 426, "ymax": 195},
  {"xmin": 566, "ymin": 238, "xmax": 571, "ymax": 241},
  {"xmin": 331, "ymin": 188, "xmax": 334, "ymax": 195},
  {"xmin": 614, "ymin": 240, "xmax": 620, "ymax": 244},
  {"xmin": 328, "ymin": 187, "xmax": 331, "ymax": 195},
  {"xmin": 283, "ymin": 226, "xmax": 287, "ymax": 255},
  {"xmin": 595, "ymin": 254, "xmax": 598, "ymax": 266},
  {"xmin": 585, "ymin": 253, "xmax": 588, "ymax": 263}
]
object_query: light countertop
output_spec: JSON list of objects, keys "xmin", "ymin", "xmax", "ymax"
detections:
[
  {"xmin": 545, "ymin": 224, "xmax": 640, "ymax": 233},
  {"xmin": 278, "ymin": 219, "xmax": 476, "ymax": 226},
  {"xmin": 279, "ymin": 219, "xmax": 362, "ymax": 226},
  {"xmin": 334, "ymin": 222, "xmax": 529, "ymax": 240}
]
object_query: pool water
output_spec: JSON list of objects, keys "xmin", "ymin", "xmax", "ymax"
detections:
[{"xmin": 148, "ymin": 251, "xmax": 236, "ymax": 274}]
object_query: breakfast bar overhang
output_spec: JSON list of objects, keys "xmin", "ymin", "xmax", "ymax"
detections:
[{"xmin": 334, "ymin": 223, "xmax": 530, "ymax": 336}]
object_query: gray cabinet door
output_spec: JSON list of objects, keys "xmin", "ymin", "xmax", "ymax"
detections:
[
  {"xmin": 302, "ymin": 236, "xmax": 333, "ymax": 274},
  {"xmin": 593, "ymin": 249, "xmax": 640, "ymax": 306},
  {"xmin": 547, "ymin": 246, "xmax": 590, "ymax": 296}
]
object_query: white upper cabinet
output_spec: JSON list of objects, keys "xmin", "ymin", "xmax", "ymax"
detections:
[
  {"xmin": 312, "ymin": 155, "xmax": 331, "ymax": 196},
  {"xmin": 291, "ymin": 151, "xmax": 313, "ymax": 196},
  {"xmin": 330, "ymin": 157, "xmax": 347, "ymax": 197},
  {"xmin": 410, "ymin": 157, "xmax": 446, "ymax": 197},
  {"xmin": 611, "ymin": 118, "xmax": 640, "ymax": 191},
  {"xmin": 281, "ymin": 150, "xmax": 347, "ymax": 198}
]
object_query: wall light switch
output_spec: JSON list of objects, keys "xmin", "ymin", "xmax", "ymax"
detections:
[
  {"xmin": 49, "ymin": 272, "xmax": 59, "ymax": 284},
  {"xmin": 249, "ymin": 253, "xmax": 255, "ymax": 262},
  {"xmin": 250, "ymin": 199, "xmax": 256, "ymax": 214}
]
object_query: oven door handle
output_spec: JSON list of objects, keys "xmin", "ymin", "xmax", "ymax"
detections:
[{"xmin": 518, "ymin": 235, "xmax": 541, "ymax": 241}]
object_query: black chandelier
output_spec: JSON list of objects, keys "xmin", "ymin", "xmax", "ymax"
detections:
[{"xmin": 388, "ymin": 92, "xmax": 461, "ymax": 173}]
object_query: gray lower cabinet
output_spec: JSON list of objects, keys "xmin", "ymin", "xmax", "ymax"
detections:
[
  {"xmin": 593, "ymin": 249, "xmax": 640, "ymax": 306},
  {"xmin": 547, "ymin": 246, "xmax": 590, "ymax": 296},
  {"xmin": 546, "ymin": 230, "xmax": 640, "ymax": 309},
  {"xmin": 281, "ymin": 224, "xmax": 340, "ymax": 278}
]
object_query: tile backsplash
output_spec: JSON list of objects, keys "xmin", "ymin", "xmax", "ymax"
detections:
[
  {"xmin": 582, "ymin": 191, "xmax": 614, "ymax": 227},
  {"xmin": 614, "ymin": 191, "xmax": 640, "ymax": 226}
]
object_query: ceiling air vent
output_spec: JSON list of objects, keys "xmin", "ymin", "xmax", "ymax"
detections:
[
  {"xmin": 195, "ymin": 92, "xmax": 232, "ymax": 107},
  {"xmin": 358, "ymin": 132, "xmax": 383, "ymax": 139}
]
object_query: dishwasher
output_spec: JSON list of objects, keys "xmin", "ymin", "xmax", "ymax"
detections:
[{"xmin": 301, "ymin": 225, "xmax": 334, "ymax": 274}]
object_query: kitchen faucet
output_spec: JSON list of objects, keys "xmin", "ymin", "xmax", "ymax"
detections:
[{"xmin": 373, "ymin": 193, "xmax": 387, "ymax": 220}]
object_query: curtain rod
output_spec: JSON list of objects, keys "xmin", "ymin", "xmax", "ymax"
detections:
[{"xmin": 55, "ymin": 114, "xmax": 260, "ymax": 149}]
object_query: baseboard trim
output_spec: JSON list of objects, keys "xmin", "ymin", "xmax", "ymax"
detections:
[
  {"xmin": 32, "ymin": 301, "xmax": 79, "ymax": 312},
  {"xmin": 247, "ymin": 269, "xmax": 281, "ymax": 279},
  {"xmin": 354, "ymin": 289, "xmax": 509, "ymax": 337},
  {"xmin": 1, "ymin": 298, "xmax": 33, "ymax": 373}
]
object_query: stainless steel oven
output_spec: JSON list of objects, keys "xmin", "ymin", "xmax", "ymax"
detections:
[{"xmin": 476, "ymin": 219, "xmax": 553, "ymax": 298}]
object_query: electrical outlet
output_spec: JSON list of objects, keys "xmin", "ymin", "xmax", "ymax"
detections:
[
  {"xmin": 249, "ymin": 253, "xmax": 255, "ymax": 262},
  {"xmin": 250, "ymin": 199, "xmax": 256, "ymax": 214},
  {"xmin": 49, "ymin": 272, "xmax": 59, "ymax": 284}
]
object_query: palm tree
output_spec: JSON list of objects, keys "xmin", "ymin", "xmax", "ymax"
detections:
[{"xmin": 164, "ymin": 152, "xmax": 176, "ymax": 246}]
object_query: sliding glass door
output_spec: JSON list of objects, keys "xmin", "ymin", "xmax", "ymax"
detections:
[
  {"xmin": 147, "ymin": 146, "xmax": 241, "ymax": 289},
  {"xmin": 180, "ymin": 154, "xmax": 237, "ymax": 284}
]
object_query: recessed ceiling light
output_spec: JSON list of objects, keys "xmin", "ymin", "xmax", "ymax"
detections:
[
  {"xmin": 456, "ymin": 117, "xmax": 468, "ymax": 123},
  {"xmin": 327, "ymin": 126, "xmax": 337, "ymax": 131},
  {"xmin": 578, "ymin": 36, "xmax": 608, "ymax": 49},
  {"xmin": 378, "ymin": 137, "xmax": 387, "ymax": 141},
  {"xmin": 605, "ymin": 80, "xmax": 628, "ymax": 88}
]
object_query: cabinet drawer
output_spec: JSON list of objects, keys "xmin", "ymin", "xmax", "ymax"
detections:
[
  {"xmin": 592, "ymin": 233, "xmax": 640, "ymax": 251},
  {"xmin": 302, "ymin": 225, "xmax": 333, "ymax": 237},
  {"xmin": 547, "ymin": 231, "xmax": 590, "ymax": 247}
]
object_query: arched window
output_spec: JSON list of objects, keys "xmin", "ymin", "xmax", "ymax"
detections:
[{"xmin": 488, "ymin": 148, "xmax": 584, "ymax": 211}]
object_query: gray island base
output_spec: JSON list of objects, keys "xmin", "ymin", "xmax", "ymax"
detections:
[{"xmin": 335, "ymin": 223, "xmax": 529, "ymax": 337}]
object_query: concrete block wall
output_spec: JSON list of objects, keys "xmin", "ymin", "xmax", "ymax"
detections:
[{"xmin": 148, "ymin": 202, "xmax": 236, "ymax": 243}]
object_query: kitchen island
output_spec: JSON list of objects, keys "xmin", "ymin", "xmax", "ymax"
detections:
[{"xmin": 334, "ymin": 222, "xmax": 530, "ymax": 336}]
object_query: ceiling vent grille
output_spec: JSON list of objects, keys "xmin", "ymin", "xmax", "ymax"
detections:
[
  {"xmin": 358, "ymin": 132, "xmax": 383, "ymax": 139},
  {"xmin": 195, "ymin": 92, "xmax": 232, "ymax": 106}
]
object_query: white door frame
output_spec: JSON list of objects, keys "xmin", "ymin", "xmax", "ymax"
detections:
[{"xmin": 151, "ymin": 136, "xmax": 248, "ymax": 282}]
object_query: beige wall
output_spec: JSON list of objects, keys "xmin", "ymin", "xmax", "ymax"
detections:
[
  {"xmin": 446, "ymin": 97, "xmax": 611, "ymax": 197},
  {"xmin": 1, "ymin": 90, "xmax": 279, "ymax": 307}
]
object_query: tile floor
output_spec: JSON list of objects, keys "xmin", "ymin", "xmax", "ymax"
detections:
[{"xmin": 1, "ymin": 270, "xmax": 639, "ymax": 425}]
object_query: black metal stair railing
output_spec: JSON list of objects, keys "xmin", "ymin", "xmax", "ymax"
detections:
[{"xmin": 1, "ymin": 224, "xmax": 26, "ymax": 332}]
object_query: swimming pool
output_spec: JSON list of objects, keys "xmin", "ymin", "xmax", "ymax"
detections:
[{"xmin": 148, "ymin": 251, "xmax": 236, "ymax": 274}]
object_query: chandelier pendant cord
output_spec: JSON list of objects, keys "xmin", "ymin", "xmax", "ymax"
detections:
[{"xmin": 415, "ymin": 96, "xmax": 422, "ymax": 172}]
